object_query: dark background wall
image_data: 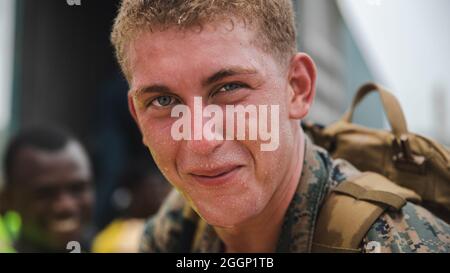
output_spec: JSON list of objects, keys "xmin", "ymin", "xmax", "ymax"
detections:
[
  {"xmin": 12, "ymin": 0, "xmax": 153, "ymax": 229},
  {"xmin": 15, "ymin": 0, "xmax": 120, "ymax": 140}
]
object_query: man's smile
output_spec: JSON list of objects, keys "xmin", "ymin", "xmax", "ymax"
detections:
[{"xmin": 188, "ymin": 164, "xmax": 244, "ymax": 186}]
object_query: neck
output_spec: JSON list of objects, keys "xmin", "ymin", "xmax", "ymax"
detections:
[{"xmin": 215, "ymin": 130, "xmax": 305, "ymax": 253}]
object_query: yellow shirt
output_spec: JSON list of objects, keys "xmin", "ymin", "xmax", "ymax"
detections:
[{"xmin": 92, "ymin": 218, "xmax": 145, "ymax": 253}]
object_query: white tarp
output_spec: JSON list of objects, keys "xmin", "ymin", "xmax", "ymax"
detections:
[
  {"xmin": 0, "ymin": 0, "xmax": 15, "ymax": 130},
  {"xmin": 338, "ymin": 0, "xmax": 450, "ymax": 144}
]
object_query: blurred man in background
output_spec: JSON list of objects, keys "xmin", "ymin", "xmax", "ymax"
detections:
[{"xmin": 1, "ymin": 126, "xmax": 94, "ymax": 252}]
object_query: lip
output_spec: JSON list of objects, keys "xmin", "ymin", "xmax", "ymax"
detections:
[{"xmin": 189, "ymin": 165, "xmax": 243, "ymax": 186}]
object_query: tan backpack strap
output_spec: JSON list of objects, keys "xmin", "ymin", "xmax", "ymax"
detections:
[
  {"xmin": 334, "ymin": 172, "xmax": 422, "ymax": 207},
  {"xmin": 342, "ymin": 83, "xmax": 409, "ymax": 138},
  {"xmin": 312, "ymin": 172, "xmax": 421, "ymax": 253}
]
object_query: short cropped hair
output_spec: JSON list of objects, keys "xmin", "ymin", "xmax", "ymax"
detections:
[
  {"xmin": 3, "ymin": 126, "xmax": 73, "ymax": 185},
  {"xmin": 111, "ymin": 0, "xmax": 297, "ymax": 81}
]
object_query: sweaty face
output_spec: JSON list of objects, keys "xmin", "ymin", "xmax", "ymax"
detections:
[
  {"xmin": 128, "ymin": 21, "xmax": 299, "ymax": 228},
  {"xmin": 11, "ymin": 142, "xmax": 93, "ymax": 250}
]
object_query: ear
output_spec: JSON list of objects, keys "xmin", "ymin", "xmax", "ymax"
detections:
[
  {"xmin": 128, "ymin": 93, "xmax": 148, "ymax": 147},
  {"xmin": 287, "ymin": 53, "xmax": 317, "ymax": 119},
  {"xmin": 128, "ymin": 92, "xmax": 139, "ymax": 125}
]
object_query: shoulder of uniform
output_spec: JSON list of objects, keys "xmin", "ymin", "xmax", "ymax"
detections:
[
  {"xmin": 364, "ymin": 202, "xmax": 450, "ymax": 253},
  {"xmin": 140, "ymin": 189, "xmax": 199, "ymax": 253},
  {"xmin": 329, "ymin": 158, "xmax": 361, "ymax": 185},
  {"xmin": 308, "ymin": 142, "xmax": 360, "ymax": 185}
]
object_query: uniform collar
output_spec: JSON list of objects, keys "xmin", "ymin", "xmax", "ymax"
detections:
[{"xmin": 276, "ymin": 137, "xmax": 332, "ymax": 252}]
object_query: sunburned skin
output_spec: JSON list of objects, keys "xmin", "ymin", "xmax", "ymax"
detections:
[
  {"xmin": 170, "ymin": 96, "xmax": 280, "ymax": 151},
  {"xmin": 127, "ymin": 18, "xmax": 317, "ymax": 252}
]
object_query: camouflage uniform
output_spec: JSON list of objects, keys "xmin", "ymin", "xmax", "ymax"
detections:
[{"xmin": 140, "ymin": 138, "xmax": 450, "ymax": 253}]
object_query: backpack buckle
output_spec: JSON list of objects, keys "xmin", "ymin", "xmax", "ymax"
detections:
[{"xmin": 393, "ymin": 135, "xmax": 427, "ymax": 175}]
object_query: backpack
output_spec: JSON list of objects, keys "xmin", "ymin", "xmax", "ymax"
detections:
[{"xmin": 303, "ymin": 83, "xmax": 450, "ymax": 252}]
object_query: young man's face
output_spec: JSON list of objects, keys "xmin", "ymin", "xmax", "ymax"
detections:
[{"xmin": 128, "ymin": 21, "xmax": 314, "ymax": 227}]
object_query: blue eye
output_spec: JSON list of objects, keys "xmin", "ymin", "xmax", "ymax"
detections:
[
  {"xmin": 151, "ymin": 96, "xmax": 176, "ymax": 107},
  {"xmin": 217, "ymin": 83, "xmax": 246, "ymax": 93}
]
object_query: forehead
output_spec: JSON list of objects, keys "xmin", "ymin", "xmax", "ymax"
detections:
[
  {"xmin": 127, "ymin": 21, "xmax": 278, "ymax": 90},
  {"xmin": 12, "ymin": 142, "xmax": 91, "ymax": 186}
]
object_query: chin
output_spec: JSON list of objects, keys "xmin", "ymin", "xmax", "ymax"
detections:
[
  {"xmin": 193, "ymin": 196, "xmax": 263, "ymax": 228},
  {"xmin": 202, "ymin": 214, "xmax": 245, "ymax": 229}
]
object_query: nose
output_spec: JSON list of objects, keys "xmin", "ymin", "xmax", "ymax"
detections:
[
  {"xmin": 184, "ymin": 99, "xmax": 225, "ymax": 155},
  {"xmin": 52, "ymin": 192, "xmax": 78, "ymax": 216},
  {"xmin": 185, "ymin": 137, "xmax": 225, "ymax": 155}
]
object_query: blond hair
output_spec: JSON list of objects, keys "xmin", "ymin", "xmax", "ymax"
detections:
[{"xmin": 111, "ymin": 0, "xmax": 297, "ymax": 81}]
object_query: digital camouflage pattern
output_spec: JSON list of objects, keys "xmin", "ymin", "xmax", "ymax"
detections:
[
  {"xmin": 140, "ymin": 138, "xmax": 450, "ymax": 253},
  {"xmin": 364, "ymin": 203, "xmax": 450, "ymax": 253}
]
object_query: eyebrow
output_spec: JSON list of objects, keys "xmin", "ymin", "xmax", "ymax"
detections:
[
  {"xmin": 133, "ymin": 85, "xmax": 173, "ymax": 98},
  {"xmin": 203, "ymin": 67, "xmax": 258, "ymax": 87},
  {"xmin": 132, "ymin": 66, "xmax": 258, "ymax": 97}
]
